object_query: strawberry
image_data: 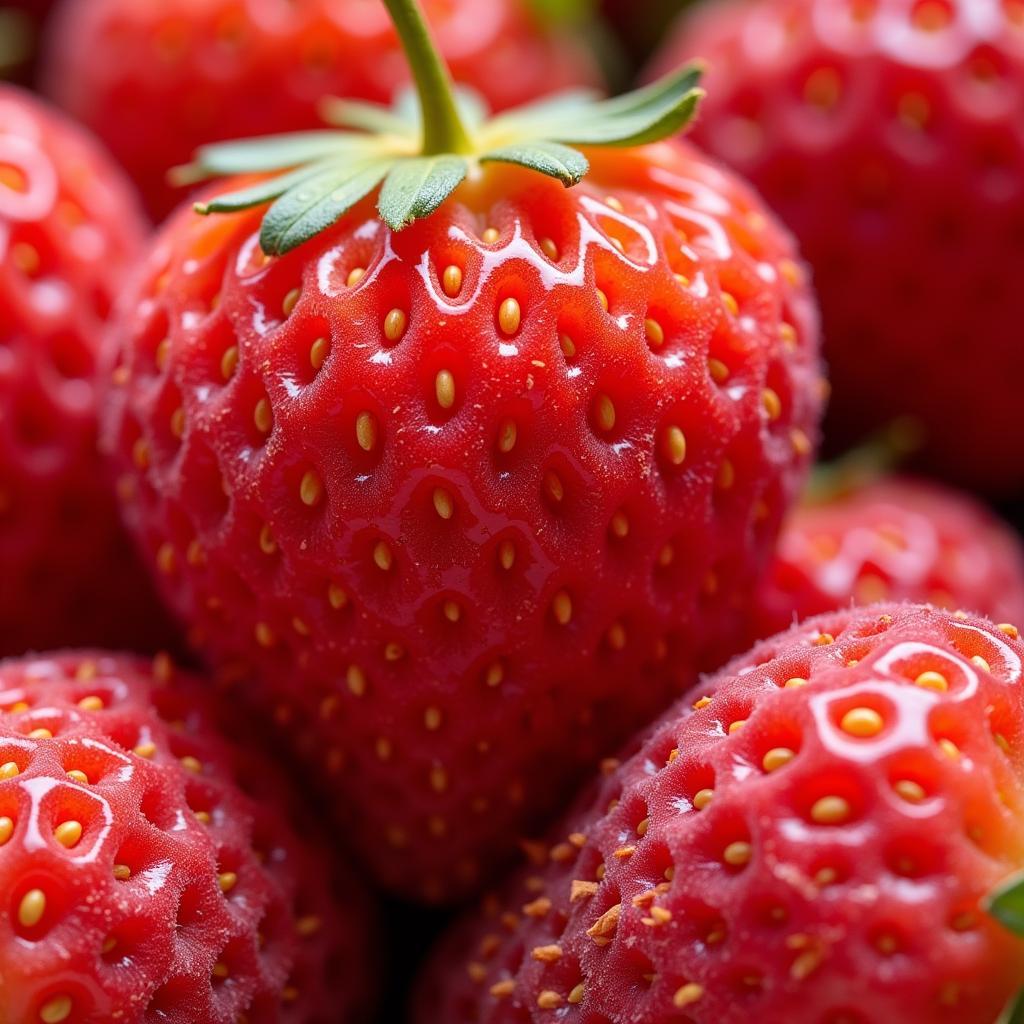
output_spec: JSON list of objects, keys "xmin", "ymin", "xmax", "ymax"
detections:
[
  {"xmin": 0, "ymin": 85, "xmax": 178, "ymax": 657},
  {"xmin": 41, "ymin": 0, "xmax": 604, "ymax": 221},
  {"xmin": 0, "ymin": 649, "xmax": 376, "ymax": 1023},
  {"xmin": 648, "ymin": 0, "xmax": 1024, "ymax": 492},
  {"xmin": 100, "ymin": 0, "xmax": 822, "ymax": 903},
  {"xmin": 415, "ymin": 603, "xmax": 1024, "ymax": 1023},
  {"xmin": 753, "ymin": 475, "xmax": 1024, "ymax": 643}
]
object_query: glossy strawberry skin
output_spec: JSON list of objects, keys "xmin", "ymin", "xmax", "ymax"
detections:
[
  {"xmin": 102, "ymin": 143, "xmax": 822, "ymax": 902},
  {"xmin": 650, "ymin": 0, "xmax": 1024, "ymax": 492},
  {"xmin": 0, "ymin": 650, "xmax": 375, "ymax": 1024},
  {"xmin": 41, "ymin": 0, "xmax": 604, "ymax": 221},
  {"xmin": 417, "ymin": 604, "xmax": 1024, "ymax": 1023},
  {"xmin": 0, "ymin": 86, "xmax": 178, "ymax": 658},
  {"xmin": 752, "ymin": 476, "xmax": 1024, "ymax": 641}
]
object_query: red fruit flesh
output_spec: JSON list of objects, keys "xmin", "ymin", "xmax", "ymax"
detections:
[
  {"xmin": 41, "ymin": 0, "xmax": 604, "ymax": 221},
  {"xmin": 0, "ymin": 86, "xmax": 177, "ymax": 657},
  {"xmin": 0, "ymin": 650, "xmax": 375, "ymax": 1023},
  {"xmin": 650, "ymin": 0, "xmax": 1024, "ymax": 492},
  {"xmin": 752, "ymin": 476, "xmax": 1024, "ymax": 641},
  {"xmin": 416, "ymin": 604, "xmax": 1024, "ymax": 1023},
  {"xmin": 102, "ymin": 143, "xmax": 823, "ymax": 902}
]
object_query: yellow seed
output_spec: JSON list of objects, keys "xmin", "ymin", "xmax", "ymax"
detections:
[
  {"xmin": 113, "ymin": 864, "xmax": 131, "ymax": 880},
  {"xmin": 970, "ymin": 655, "xmax": 991, "ymax": 672},
  {"xmin": 497, "ymin": 419, "xmax": 517, "ymax": 453},
  {"xmin": 309, "ymin": 336, "xmax": 329, "ymax": 371},
  {"xmin": 498, "ymin": 540, "xmax": 516, "ymax": 570},
  {"xmin": 674, "ymin": 983, "xmax": 704, "ymax": 1009},
  {"xmin": 717, "ymin": 459, "xmax": 735, "ymax": 490},
  {"xmin": 559, "ymin": 333, "xmax": 576, "ymax": 358},
  {"xmin": 255, "ymin": 622, "xmax": 275, "ymax": 648},
  {"xmin": 729, "ymin": 719, "xmax": 746, "ymax": 734},
  {"xmin": 810, "ymin": 795, "xmax": 851, "ymax": 824},
  {"xmin": 658, "ymin": 543, "xmax": 675, "ymax": 567},
  {"xmin": 553, "ymin": 590, "xmax": 572, "ymax": 625},
  {"xmin": 596, "ymin": 288, "xmax": 608, "ymax": 312},
  {"xmin": 186, "ymin": 540, "xmax": 205, "ymax": 566},
  {"xmin": 998, "ymin": 623, "xmax": 1020, "ymax": 640},
  {"xmin": 39, "ymin": 995, "xmax": 73, "ymax": 1023},
  {"xmin": 433, "ymin": 487, "xmax": 454, "ymax": 520},
  {"xmin": 545, "ymin": 470, "xmax": 564, "ymax": 504},
  {"xmin": 345, "ymin": 266, "xmax": 365, "ymax": 287},
  {"xmin": 485, "ymin": 662, "xmax": 504, "ymax": 687},
  {"xmin": 915, "ymin": 670, "xmax": 948, "ymax": 692},
  {"xmin": 181, "ymin": 756, "xmax": 202, "ymax": 774},
  {"xmin": 762, "ymin": 388, "xmax": 782, "ymax": 421},
  {"xmin": 539, "ymin": 237, "xmax": 558, "ymax": 260},
  {"xmin": 297, "ymin": 915, "xmax": 321, "ymax": 937},
  {"xmin": 355, "ymin": 410, "xmax": 378, "ymax": 452},
  {"xmin": 607, "ymin": 622, "xmax": 626, "ymax": 650},
  {"xmin": 300, "ymin": 470, "xmax": 323, "ymax": 507},
  {"xmin": 537, "ymin": 992, "xmax": 562, "ymax": 1010},
  {"xmin": 384, "ymin": 308, "xmax": 407, "ymax": 343},
  {"xmin": 0, "ymin": 761, "xmax": 19, "ymax": 779},
  {"xmin": 282, "ymin": 287, "xmax": 300, "ymax": 316},
  {"xmin": 894, "ymin": 779, "xmax": 926, "ymax": 803},
  {"xmin": 442, "ymin": 264, "xmax": 463, "ymax": 297},
  {"xmin": 763, "ymin": 747, "xmax": 795, "ymax": 772},
  {"xmin": 132, "ymin": 438, "xmax": 150, "ymax": 470},
  {"xmin": 568, "ymin": 983, "xmax": 585, "ymax": 1004},
  {"xmin": 723, "ymin": 841, "xmax": 752, "ymax": 867},
  {"xmin": 708, "ymin": 357, "xmax": 729, "ymax": 383},
  {"xmin": 722, "ymin": 292, "xmax": 739, "ymax": 316},
  {"xmin": 595, "ymin": 394, "xmax": 616, "ymax": 432},
  {"xmin": 840, "ymin": 707, "xmax": 884, "ymax": 737},
  {"xmin": 220, "ymin": 345, "xmax": 239, "ymax": 380},
  {"xmin": 791, "ymin": 428, "xmax": 813, "ymax": 457},
  {"xmin": 258, "ymin": 524, "xmax": 276, "ymax": 555},
  {"xmin": 435, "ymin": 369, "xmax": 456, "ymax": 410},
  {"xmin": 610, "ymin": 510, "xmax": 629, "ymax": 538},
  {"xmin": 18, "ymin": 889, "xmax": 46, "ymax": 927},
  {"xmin": 532, "ymin": 943, "xmax": 563, "ymax": 963},
  {"xmin": 218, "ymin": 871, "xmax": 237, "ymax": 893},
  {"xmin": 424, "ymin": 707, "xmax": 442, "ymax": 731},
  {"xmin": 482, "ymin": 227, "xmax": 500, "ymax": 244},
  {"xmin": 784, "ymin": 676, "xmax": 808, "ymax": 688},
  {"xmin": 443, "ymin": 600, "xmax": 461, "ymax": 623},
  {"xmin": 373, "ymin": 541, "xmax": 393, "ymax": 571},
  {"xmin": 663, "ymin": 425, "xmax": 687, "ymax": 465},
  {"xmin": 693, "ymin": 788, "xmax": 714, "ymax": 810},
  {"xmin": 66, "ymin": 770, "xmax": 88, "ymax": 784},
  {"xmin": 28, "ymin": 729, "xmax": 52, "ymax": 740},
  {"xmin": 54, "ymin": 821, "xmax": 83, "ymax": 848},
  {"xmin": 347, "ymin": 665, "xmax": 367, "ymax": 696},
  {"xmin": 212, "ymin": 961, "xmax": 229, "ymax": 979},
  {"xmin": 328, "ymin": 583, "xmax": 348, "ymax": 610},
  {"xmin": 157, "ymin": 542, "xmax": 177, "ymax": 575},
  {"xmin": 644, "ymin": 317, "xmax": 664, "ymax": 347},
  {"xmin": 253, "ymin": 398, "xmax": 272, "ymax": 434},
  {"xmin": 498, "ymin": 297, "xmax": 521, "ymax": 335},
  {"xmin": 170, "ymin": 407, "xmax": 186, "ymax": 438}
]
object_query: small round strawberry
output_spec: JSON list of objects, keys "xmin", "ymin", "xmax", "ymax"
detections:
[
  {"xmin": 41, "ymin": 0, "xmax": 604, "ymax": 221},
  {"xmin": 101, "ymin": 0, "xmax": 823, "ymax": 902},
  {"xmin": 753, "ymin": 475, "xmax": 1024, "ymax": 642},
  {"xmin": 416, "ymin": 603, "xmax": 1024, "ymax": 1023},
  {"xmin": 0, "ymin": 649, "xmax": 376, "ymax": 1023},
  {"xmin": 648, "ymin": 0, "xmax": 1024, "ymax": 492},
  {"xmin": 0, "ymin": 85, "xmax": 177, "ymax": 657}
]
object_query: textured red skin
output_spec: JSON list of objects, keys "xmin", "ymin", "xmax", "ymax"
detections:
[
  {"xmin": 752, "ymin": 476, "xmax": 1024, "ymax": 641},
  {"xmin": 649, "ymin": 0, "xmax": 1024, "ymax": 493},
  {"xmin": 41, "ymin": 0, "xmax": 604, "ymax": 221},
  {"xmin": 416, "ymin": 604, "xmax": 1024, "ymax": 1024},
  {"xmin": 0, "ymin": 86, "xmax": 178, "ymax": 658},
  {"xmin": 101, "ymin": 143, "xmax": 823, "ymax": 902},
  {"xmin": 0, "ymin": 650, "xmax": 375, "ymax": 1023}
]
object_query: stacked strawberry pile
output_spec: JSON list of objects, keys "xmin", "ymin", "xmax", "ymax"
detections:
[{"xmin": 1, "ymin": 0, "xmax": 1023, "ymax": 1021}]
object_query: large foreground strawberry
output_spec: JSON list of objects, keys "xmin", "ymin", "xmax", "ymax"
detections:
[
  {"xmin": 649, "ymin": 0, "xmax": 1024, "ymax": 492},
  {"xmin": 101, "ymin": 0, "xmax": 823, "ymax": 902},
  {"xmin": 416, "ymin": 603, "xmax": 1024, "ymax": 1022},
  {"xmin": 753, "ymin": 475, "xmax": 1024, "ymax": 642},
  {"xmin": 0, "ymin": 86, "xmax": 177, "ymax": 657},
  {"xmin": 0, "ymin": 649, "xmax": 376, "ymax": 1022},
  {"xmin": 41, "ymin": 0, "xmax": 603, "ymax": 220}
]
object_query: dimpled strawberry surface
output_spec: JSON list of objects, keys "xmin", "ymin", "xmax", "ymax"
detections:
[
  {"xmin": 752, "ymin": 476, "xmax": 1024, "ymax": 641},
  {"xmin": 101, "ymin": 140, "xmax": 823, "ymax": 902},
  {"xmin": 0, "ymin": 650, "xmax": 375, "ymax": 1023},
  {"xmin": 650, "ymin": 0, "xmax": 1024, "ymax": 492},
  {"xmin": 416, "ymin": 603, "xmax": 1024, "ymax": 1023},
  {"xmin": 41, "ymin": 0, "xmax": 603, "ymax": 220},
  {"xmin": 0, "ymin": 86, "xmax": 176, "ymax": 658}
]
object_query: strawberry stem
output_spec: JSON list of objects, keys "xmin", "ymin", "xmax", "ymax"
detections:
[{"xmin": 382, "ymin": 0, "xmax": 473, "ymax": 156}]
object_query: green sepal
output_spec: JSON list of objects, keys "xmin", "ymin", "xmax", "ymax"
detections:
[
  {"xmin": 260, "ymin": 160, "xmax": 391, "ymax": 255},
  {"xmin": 481, "ymin": 141, "xmax": 588, "ymax": 188},
  {"xmin": 998, "ymin": 990, "xmax": 1024, "ymax": 1024},
  {"xmin": 320, "ymin": 96, "xmax": 417, "ymax": 137},
  {"xmin": 184, "ymin": 132, "xmax": 379, "ymax": 178},
  {"xmin": 987, "ymin": 870, "xmax": 1024, "ymax": 936},
  {"xmin": 194, "ymin": 163, "xmax": 330, "ymax": 215},
  {"xmin": 377, "ymin": 156, "xmax": 468, "ymax": 231}
]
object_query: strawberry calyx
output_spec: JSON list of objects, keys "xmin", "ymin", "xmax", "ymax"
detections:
[
  {"xmin": 987, "ymin": 873, "xmax": 1024, "ymax": 1023},
  {"xmin": 177, "ymin": 0, "xmax": 703, "ymax": 253}
]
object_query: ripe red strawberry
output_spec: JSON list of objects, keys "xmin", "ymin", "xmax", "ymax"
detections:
[
  {"xmin": 0, "ymin": 649, "xmax": 376, "ymax": 1023},
  {"xmin": 0, "ymin": 85, "xmax": 178, "ymax": 657},
  {"xmin": 752, "ymin": 475, "xmax": 1024, "ymax": 642},
  {"xmin": 100, "ymin": 2, "xmax": 822, "ymax": 903},
  {"xmin": 648, "ymin": 0, "xmax": 1024, "ymax": 492},
  {"xmin": 41, "ymin": 0, "xmax": 604, "ymax": 221},
  {"xmin": 416, "ymin": 603, "xmax": 1024, "ymax": 1023}
]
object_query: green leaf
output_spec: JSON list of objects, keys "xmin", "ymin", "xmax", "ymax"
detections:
[
  {"xmin": 555, "ymin": 63, "xmax": 705, "ymax": 147},
  {"xmin": 525, "ymin": 0, "xmax": 594, "ymax": 27},
  {"xmin": 999, "ymin": 990, "xmax": 1024, "ymax": 1024},
  {"xmin": 319, "ymin": 97, "xmax": 416, "ymax": 137},
  {"xmin": 260, "ymin": 159, "xmax": 391, "ymax": 255},
  {"xmin": 480, "ymin": 89, "xmax": 601, "ymax": 145},
  {"xmin": 987, "ymin": 870, "xmax": 1024, "ymax": 936},
  {"xmin": 194, "ymin": 163, "xmax": 330, "ymax": 215},
  {"xmin": 377, "ymin": 156, "xmax": 467, "ymax": 231},
  {"xmin": 191, "ymin": 132, "xmax": 377, "ymax": 176},
  {"xmin": 481, "ymin": 141, "xmax": 588, "ymax": 187}
]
